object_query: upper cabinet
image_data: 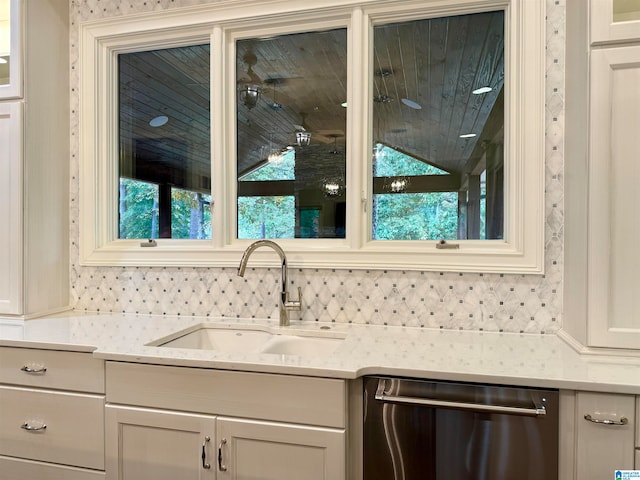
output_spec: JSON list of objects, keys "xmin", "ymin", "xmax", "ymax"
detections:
[
  {"xmin": 587, "ymin": 45, "xmax": 640, "ymax": 349},
  {"xmin": 565, "ymin": 0, "xmax": 640, "ymax": 350},
  {"xmin": 0, "ymin": 0, "xmax": 69, "ymax": 318},
  {"xmin": 0, "ymin": 0, "xmax": 22, "ymax": 98},
  {"xmin": 591, "ymin": 0, "xmax": 640, "ymax": 44}
]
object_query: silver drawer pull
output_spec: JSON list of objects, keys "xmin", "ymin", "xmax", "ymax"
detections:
[
  {"xmin": 584, "ymin": 414, "xmax": 628, "ymax": 426},
  {"xmin": 20, "ymin": 365, "xmax": 47, "ymax": 374},
  {"xmin": 201, "ymin": 436, "xmax": 211, "ymax": 469},
  {"xmin": 21, "ymin": 422, "xmax": 47, "ymax": 432},
  {"xmin": 218, "ymin": 438, "xmax": 228, "ymax": 472}
]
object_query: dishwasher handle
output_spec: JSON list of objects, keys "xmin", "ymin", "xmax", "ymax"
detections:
[{"xmin": 375, "ymin": 380, "xmax": 547, "ymax": 417}]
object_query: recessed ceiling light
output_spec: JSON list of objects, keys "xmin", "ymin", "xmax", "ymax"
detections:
[
  {"xmin": 401, "ymin": 98, "xmax": 422, "ymax": 110},
  {"xmin": 149, "ymin": 115, "xmax": 169, "ymax": 127},
  {"xmin": 472, "ymin": 86, "xmax": 493, "ymax": 95},
  {"xmin": 460, "ymin": 133, "xmax": 477, "ymax": 138},
  {"xmin": 0, "ymin": 58, "xmax": 7, "ymax": 64}
]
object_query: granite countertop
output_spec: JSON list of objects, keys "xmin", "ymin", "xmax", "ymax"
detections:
[{"xmin": 1, "ymin": 311, "xmax": 640, "ymax": 394}]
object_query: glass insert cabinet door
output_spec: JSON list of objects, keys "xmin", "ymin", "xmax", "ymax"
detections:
[
  {"xmin": 235, "ymin": 29, "xmax": 347, "ymax": 240},
  {"xmin": 118, "ymin": 43, "xmax": 212, "ymax": 240},
  {"xmin": 0, "ymin": 0, "xmax": 21, "ymax": 98},
  {"xmin": 613, "ymin": 0, "xmax": 640, "ymax": 22}
]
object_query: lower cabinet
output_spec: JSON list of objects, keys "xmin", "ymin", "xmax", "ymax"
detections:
[
  {"xmin": 0, "ymin": 346, "xmax": 105, "ymax": 479},
  {"xmin": 104, "ymin": 362, "xmax": 347, "ymax": 480},
  {"xmin": 575, "ymin": 392, "xmax": 636, "ymax": 479},
  {"xmin": 217, "ymin": 417, "xmax": 344, "ymax": 480}
]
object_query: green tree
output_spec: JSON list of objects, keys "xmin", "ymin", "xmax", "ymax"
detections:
[{"xmin": 238, "ymin": 196, "xmax": 295, "ymax": 239}]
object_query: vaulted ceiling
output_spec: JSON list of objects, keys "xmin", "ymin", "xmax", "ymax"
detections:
[{"xmin": 118, "ymin": 9, "xmax": 504, "ymax": 191}]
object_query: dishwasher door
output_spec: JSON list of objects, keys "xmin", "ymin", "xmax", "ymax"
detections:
[{"xmin": 363, "ymin": 376, "xmax": 558, "ymax": 480}]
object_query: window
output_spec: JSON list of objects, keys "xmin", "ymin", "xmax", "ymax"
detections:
[{"xmin": 80, "ymin": 0, "xmax": 545, "ymax": 273}]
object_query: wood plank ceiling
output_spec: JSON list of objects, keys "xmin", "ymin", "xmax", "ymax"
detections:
[{"xmin": 118, "ymin": 9, "xmax": 504, "ymax": 191}]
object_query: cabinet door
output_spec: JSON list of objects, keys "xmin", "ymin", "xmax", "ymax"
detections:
[
  {"xmin": 591, "ymin": 0, "xmax": 640, "ymax": 44},
  {"xmin": 105, "ymin": 405, "xmax": 216, "ymax": 480},
  {"xmin": 588, "ymin": 45, "xmax": 640, "ymax": 349},
  {"xmin": 576, "ymin": 392, "xmax": 635, "ymax": 479},
  {"xmin": 0, "ymin": 101, "xmax": 22, "ymax": 314},
  {"xmin": 0, "ymin": 0, "xmax": 22, "ymax": 98},
  {"xmin": 217, "ymin": 417, "xmax": 345, "ymax": 480}
]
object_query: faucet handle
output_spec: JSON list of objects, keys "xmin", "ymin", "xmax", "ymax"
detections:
[{"xmin": 284, "ymin": 287, "xmax": 302, "ymax": 311}]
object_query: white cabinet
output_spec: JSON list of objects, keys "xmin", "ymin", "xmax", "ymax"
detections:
[
  {"xmin": 565, "ymin": 0, "xmax": 640, "ymax": 350},
  {"xmin": 105, "ymin": 362, "xmax": 346, "ymax": 480},
  {"xmin": 0, "ymin": 101, "xmax": 22, "ymax": 314},
  {"xmin": 0, "ymin": 346, "xmax": 106, "ymax": 478},
  {"xmin": 637, "ymin": 396, "xmax": 640, "ymax": 469},
  {"xmin": 591, "ymin": 0, "xmax": 640, "ymax": 44},
  {"xmin": 217, "ymin": 417, "xmax": 344, "ymax": 480},
  {"xmin": 586, "ymin": 44, "xmax": 640, "ymax": 349},
  {"xmin": 575, "ymin": 392, "xmax": 636, "ymax": 479},
  {"xmin": 0, "ymin": 0, "xmax": 22, "ymax": 98},
  {"xmin": 0, "ymin": 0, "xmax": 69, "ymax": 318},
  {"xmin": 106, "ymin": 405, "xmax": 216, "ymax": 480}
]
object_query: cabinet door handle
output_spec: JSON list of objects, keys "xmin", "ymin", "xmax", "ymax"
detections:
[
  {"xmin": 201, "ymin": 436, "xmax": 211, "ymax": 469},
  {"xmin": 218, "ymin": 438, "xmax": 228, "ymax": 472},
  {"xmin": 584, "ymin": 414, "xmax": 629, "ymax": 426},
  {"xmin": 20, "ymin": 365, "xmax": 47, "ymax": 374},
  {"xmin": 21, "ymin": 422, "xmax": 47, "ymax": 432}
]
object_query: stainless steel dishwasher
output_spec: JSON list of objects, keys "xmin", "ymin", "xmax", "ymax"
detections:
[{"xmin": 363, "ymin": 376, "xmax": 558, "ymax": 480}]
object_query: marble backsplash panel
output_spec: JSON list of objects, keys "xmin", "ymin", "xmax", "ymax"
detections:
[{"xmin": 69, "ymin": 0, "xmax": 565, "ymax": 334}]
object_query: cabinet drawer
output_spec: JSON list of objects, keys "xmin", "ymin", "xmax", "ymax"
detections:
[
  {"xmin": 0, "ymin": 386, "xmax": 105, "ymax": 470},
  {"xmin": 106, "ymin": 362, "xmax": 346, "ymax": 428},
  {"xmin": 576, "ymin": 392, "xmax": 636, "ymax": 478},
  {"xmin": 0, "ymin": 455, "xmax": 105, "ymax": 480},
  {"xmin": 0, "ymin": 347, "xmax": 104, "ymax": 393}
]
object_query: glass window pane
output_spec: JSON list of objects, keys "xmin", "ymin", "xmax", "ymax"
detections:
[
  {"xmin": 171, "ymin": 188, "xmax": 212, "ymax": 239},
  {"xmin": 0, "ymin": 0, "xmax": 10, "ymax": 85},
  {"xmin": 238, "ymin": 196, "xmax": 295, "ymax": 239},
  {"xmin": 118, "ymin": 43, "xmax": 211, "ymax": 239},
  {"xmin": 236, "ymin": 28, "xmax": 347, "ymax": 239},
  {"xmin": 372, "ymin": 11, "xmax": 504, "ymax": 240},
  {"xmin": 119, "ymin": 178, "xmax": 159, "ymax": 239}
]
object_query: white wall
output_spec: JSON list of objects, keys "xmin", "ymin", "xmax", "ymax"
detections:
[{"xmin": 68, "ymin": 0, "xmax": 565, "ymax": 334}]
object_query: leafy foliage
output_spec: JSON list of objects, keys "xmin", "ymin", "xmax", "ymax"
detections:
[
  {"xmin": 119, "ymin": 179, "xmax": 211, "ymax": 239},
  {"xmin": 237, "ymin": 196, "xmax": 295, "ymax": 239}
]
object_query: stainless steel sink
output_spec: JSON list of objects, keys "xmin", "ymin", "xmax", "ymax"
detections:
[{"xmin": 148, "ymin": 324, "xmax": 344, "ymax": 356}]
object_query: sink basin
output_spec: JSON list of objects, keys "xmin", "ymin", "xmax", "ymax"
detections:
[
  {"xmin": 149, "ymin": 324, "xmax": 345, "ymax": 357},
  {"xmin": 158, "ymin": 328, "xmax": 272, "ymax": 353},
  {"xmin": 260, "ymin": 335, "xmax": 343, "ymax": 356}
]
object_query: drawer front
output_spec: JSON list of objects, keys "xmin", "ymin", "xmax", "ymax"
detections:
[
  {"xmin": 0, "ymin": 455, "xmax": 105, "ymax": 480},
  {"xmin": 0, "ymin": 386, "xmax": 105, "ymax": 470},
  {"xmin": 106, "ymin": 362, "xmax": 346, "ymax": 428},
  {"xmin": 0, "ymin": 347, "xmax": 105, "ymax": 393},
  {"xmin": 576, "ymin": 392, "xmax": 636, "ymax": 478}
]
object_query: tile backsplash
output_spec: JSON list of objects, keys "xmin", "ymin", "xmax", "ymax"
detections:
[{"xmin": 69, "ymin": 0, "xmax": 565, "ymax": 334}]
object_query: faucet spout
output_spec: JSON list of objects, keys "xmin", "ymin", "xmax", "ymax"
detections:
[{"xmin": 237, "ymin": 240, "xmax": 302, "ymax": 327}]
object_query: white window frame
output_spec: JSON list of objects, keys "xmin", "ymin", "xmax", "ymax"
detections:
[{"xmin": 79, "ymin": 0, "xmax": 545, "ymax": 273}]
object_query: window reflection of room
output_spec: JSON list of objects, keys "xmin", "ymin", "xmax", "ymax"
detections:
[
  {"xmin": 118, "ymin": 43, "xmax": 211, "ymax": 239},
  {"xmin": 235, "ymin": 29, "xmax": 347, "ymax": 240},
  {"xmin": 372, "ymin": 10, "xmax": 504, "ymax": 241}
]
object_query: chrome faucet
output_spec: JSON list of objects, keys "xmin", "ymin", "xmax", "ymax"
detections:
[{"xmin": 237, "ymin": 240, "xmax": 302, "ymax": 327}]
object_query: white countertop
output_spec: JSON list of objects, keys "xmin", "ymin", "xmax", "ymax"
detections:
[{"xmin": 1, "ymin": 312, "xmax": 640, "ymax": 394}]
